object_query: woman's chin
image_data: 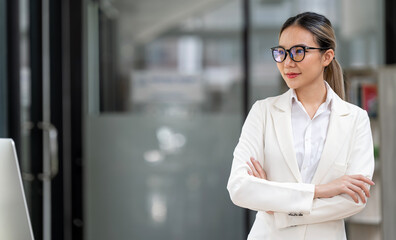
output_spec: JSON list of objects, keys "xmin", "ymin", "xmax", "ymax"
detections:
[{"xmin": 285, "ymin": 81, "xmax": 299, "ymax": 90}]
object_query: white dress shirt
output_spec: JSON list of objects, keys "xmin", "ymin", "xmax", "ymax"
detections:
[{"xmin": 291, "ymin": 81, "xmax": 333, "ymax": 183}]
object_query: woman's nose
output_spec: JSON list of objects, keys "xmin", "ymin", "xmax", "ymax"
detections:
[{"xmin": 284, "ymin": 53, "xmax": 296, "ymax": 67}]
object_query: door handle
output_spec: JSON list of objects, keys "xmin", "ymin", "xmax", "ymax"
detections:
[{"xmin": 37, "ymin": 122, "xmax": 59, "ymax": 180}]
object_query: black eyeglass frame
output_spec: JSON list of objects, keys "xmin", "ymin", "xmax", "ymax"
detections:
[{"xmin": 270, "ymin": 45, "xmax": 331, "ymax": 63}]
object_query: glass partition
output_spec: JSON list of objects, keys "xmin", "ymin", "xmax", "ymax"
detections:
[{"xmin": 84, "ymin": 0, "xmax": 244, "ymax": 239}]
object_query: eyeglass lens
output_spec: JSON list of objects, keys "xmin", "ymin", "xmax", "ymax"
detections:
[{"xmin": 272, "ymin": 46, "xmax": 305, "ymax": 63}]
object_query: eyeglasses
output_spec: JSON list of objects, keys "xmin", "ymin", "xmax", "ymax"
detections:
[{"xmin": 270, "ymin": 45, "xmax": 330, "ymax": 63}]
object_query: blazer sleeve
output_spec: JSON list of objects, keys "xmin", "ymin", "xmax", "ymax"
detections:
[
  {"xmin": 274, "ymin": 110, "xmax": 375, "ymax": 228},
  {"xmin": 227, "ymin": 101, "xmax": 315, "ymax": 213}
]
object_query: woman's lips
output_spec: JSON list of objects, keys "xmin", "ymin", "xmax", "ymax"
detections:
[{"xmin": 285, "ymin": 73, "xmax": 300, "ymax": 79}]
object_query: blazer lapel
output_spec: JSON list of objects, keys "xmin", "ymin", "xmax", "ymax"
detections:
[
  {"xmin": 270, "ymin": 90, "xmax": 303, "ymax": 183},
  {"xmin": 311, "ymin": 94, "xmax": 352, "ymax": 184}
]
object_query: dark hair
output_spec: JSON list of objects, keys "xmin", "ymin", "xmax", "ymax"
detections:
[{"xmin": 280, "ymin": 12, "xmax": 345, "ymax": 100}]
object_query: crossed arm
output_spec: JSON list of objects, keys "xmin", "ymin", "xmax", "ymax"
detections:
[
  {"xmin": 247, "ymin": 157, "xmax": 374, "ymax": 205},
  {"xmin": 247, "ymin": 155, "xmax": 374, "ymax": 228},
  {"xmin": 227, "ymin": 101, "xmax": 375, "ymax": 228}
]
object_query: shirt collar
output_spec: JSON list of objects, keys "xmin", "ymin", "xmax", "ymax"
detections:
[{"xmin": 290, "ymin": 81, "xmax": 333, "ymax": 109}]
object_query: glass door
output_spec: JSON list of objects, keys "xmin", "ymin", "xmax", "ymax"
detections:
[
  {"xmin": 84, "ymin": 0, "xmax": 245, "ymax": 239},
  {"xmin": 18, "ymin": 0, "xmax": 62, "ymax": 239}
]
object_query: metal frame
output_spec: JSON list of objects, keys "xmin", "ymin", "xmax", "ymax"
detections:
[
  {"xmin": 41, "ymin": 1, "xmax": 52, "ymax": 239},
  {"xmin": 69, "ymin": 0, "xmax": 84, "ymax": 239},
  {"xmin": 47, "ymin": 1, "xmax": 66, "ymax": 239},
  {"xmin": 29, "ymin": 0, "xmax": 44, "ymax": 238},
  {"xmin": 385, "ymin": 0, "xmax": 396, "ymax": 64},
  {"xmin": 6, "ymin": 0, "xmax": 21, "ymax": 154},
  {"xmin": 60, "ymin": 1, "xmax": 73, "ymax": 239},
  {"xmin": 0, "ymin": 0, "xmax": 7, "ymax": 137}
]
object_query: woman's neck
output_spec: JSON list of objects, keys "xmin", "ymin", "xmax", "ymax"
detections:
[
  {"xmin": 295, "ymin": 80, "xmax": 327, "ymax": 106},
  {"xmin": 294, "ymin": 80, "xmax": 327, "ymax": 119}
]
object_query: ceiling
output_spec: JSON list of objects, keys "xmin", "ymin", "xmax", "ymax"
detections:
[{"xmin": 101, "ymin": 0, "xmax": 231, "ymax": 44}]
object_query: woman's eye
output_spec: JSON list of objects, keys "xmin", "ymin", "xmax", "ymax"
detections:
[{"xmin": 296, "ymin": 49, "xmax": 304, "ymax": 54}]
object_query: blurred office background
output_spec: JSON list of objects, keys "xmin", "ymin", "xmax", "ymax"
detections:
[{"xmin": 1, "ymin": 0, "xmax": 396, "ymax": 239}]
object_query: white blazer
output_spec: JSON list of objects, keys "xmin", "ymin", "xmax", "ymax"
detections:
[{"xmin": 227, "ymin": 89, "xmax": 375, "ymax": 240}]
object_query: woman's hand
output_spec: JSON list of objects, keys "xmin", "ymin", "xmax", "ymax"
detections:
[
  {"xmin": 314, "ymin": 175, "xmax": 375, "ymax": 203},
  {"xmin": 247, "ymin": 157, "xmax": 274, "ymax": 215},
  {"xmin": 247, "ymin": 157, "xmax": 267, "ymax": 179}
]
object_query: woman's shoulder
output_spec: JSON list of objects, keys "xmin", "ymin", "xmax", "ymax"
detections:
[
  {"xmin": 343, "ymin": 100, "xmax": 364, "ymax": 111},
  {"xmin": 252, "ymin": 96, "xmax": 281, "ymax": 112},
  {"xmin": 255, "ymin": 96, "xmax": 278, "ymax": 105},
  {"xmin": 253, "ymin": 90, "xmax": 291, "ymax": 109},
  {"xmin": 337, "ymin": 97, "xmax": 369, "ymax": 120}
]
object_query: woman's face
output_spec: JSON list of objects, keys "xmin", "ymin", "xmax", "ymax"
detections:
[{"xmin": 277, "ymin": 25, "xmax": 332, "ymax": 91}]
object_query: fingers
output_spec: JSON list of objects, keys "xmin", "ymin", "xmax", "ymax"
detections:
[
  {"xmin": 318, "ymin": 175, "xmax": 373, "ymax": 202},
  {"xmin": 247, "ymin": 160, "xmax": 260, "ymax": 178},
  {"xmin": 348, "ymin": 175, "xmax": 374, "ymax": 198},
  {"xmin": 350, "ymin": 175, "xmax": 375, "ymax": 186},
  {"xmin": 350, "ymin": 178, "xmax": 370, "ymax": 198},
  {"xmin": 341, "ymin": 175, "xmax": 373, "ymax": 203},
  {"xmin": 251, "ymin": 157, "xmax": 267, "ymax": 179},
  {"xmin": 344, "ymin": 187, "xmax": 359, "ymax": 203},
  {"xmin": 246, "ymin": 157, "xmax": 267, "ymax": 179},
  {"xmin": 347, "ymin": 183, "xmax": 366, "ymax": 203}
]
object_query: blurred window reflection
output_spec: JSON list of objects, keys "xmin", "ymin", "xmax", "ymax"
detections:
[{"xmin": 98, "ymin": 0, "xmax": 243, "ymax": 114}]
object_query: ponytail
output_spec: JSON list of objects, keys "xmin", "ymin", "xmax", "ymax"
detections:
[{"xmin": 324, "ymin": 58, "xmax": 345, "ymax": 100}]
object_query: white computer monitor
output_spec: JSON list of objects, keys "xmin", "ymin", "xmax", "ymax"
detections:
[{"xmin": 0, "ymin": 138, "xmax": 35, "ymax": 240}]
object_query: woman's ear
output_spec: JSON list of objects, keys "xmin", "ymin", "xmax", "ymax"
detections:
[{"xmin": 322, "ymin": 49, "xmax": 335, "ymax": 67}]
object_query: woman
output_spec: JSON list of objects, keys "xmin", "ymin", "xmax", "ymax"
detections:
[{"xmin": 227, "ymin": 12, "xmax": 375, "ymax": 240}]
